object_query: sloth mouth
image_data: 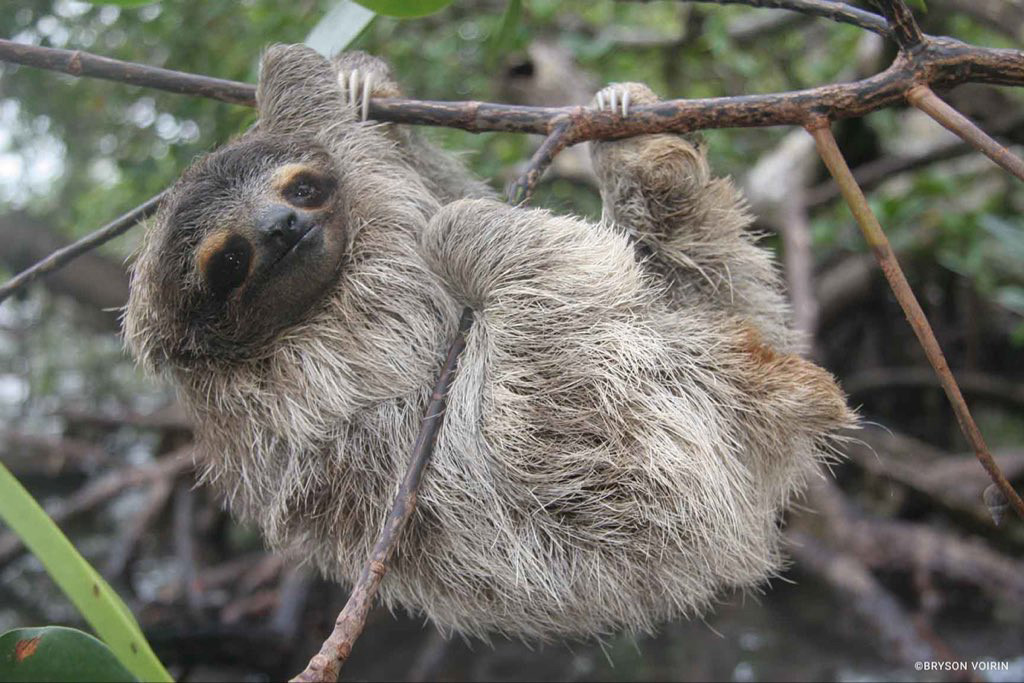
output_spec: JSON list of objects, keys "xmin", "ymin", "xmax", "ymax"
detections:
[{"xmin": 267, "ymin": 222, "xmax": 321, "ymax": 273}]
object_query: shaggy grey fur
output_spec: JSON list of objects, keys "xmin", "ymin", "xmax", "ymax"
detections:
[{"xmin": 124, "ymin": 46, "xmax": 855, "ymax": 640}]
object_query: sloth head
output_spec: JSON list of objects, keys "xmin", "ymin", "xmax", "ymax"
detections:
[{"xmin": 123, "ymin": 133, "xmax": 350, "ymax": 368}]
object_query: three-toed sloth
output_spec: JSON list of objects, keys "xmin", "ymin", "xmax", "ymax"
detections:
[{"xmin": 124, "ymin": 45, "xmax": 854, "ymax": 639}]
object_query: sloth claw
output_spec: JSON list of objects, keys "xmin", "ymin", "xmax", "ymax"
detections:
[
  {"xmin": 337, "ymin": 68, "xmax": 374, "ymax": 121},
  {"xmin": 593, "ymin": 84, "xmax": 632, "ymax": 117}
]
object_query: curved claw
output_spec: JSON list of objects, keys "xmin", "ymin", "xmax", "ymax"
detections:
[
  {"xmin": 593, "ymin": 85, "xmax": 632, "ymax": 117},
  {"xmin": 348, "ymin": 69, "xmax": 360, "ymax": 108},
  {"xmin": 337, "ymin": 68, "xmax": 376, "ymax": 121},
  {"xmin": 361, "ymin": 72, "xmax": 374, "ymax": 122}
]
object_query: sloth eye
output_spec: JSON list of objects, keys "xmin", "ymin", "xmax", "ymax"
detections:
[
  {"xmin": 204, "ymin": 234, "xmax": 252, "ymax": 298},
  {"xmin": 283, "ymin": 173, "xmax": 329, "ymax": 208}
]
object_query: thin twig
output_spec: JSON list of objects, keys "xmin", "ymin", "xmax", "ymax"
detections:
[
  {"xmin": 872, "ymin": 0, "xmax": 924, "ymax": 50},
  {"xmin": 907, "ymin": 85, "xmax": 1024, "ymax": 183},
  {"xmin": 291, "ymin": 308, "xmax": 474, "ymax": 683},
  {"xmin": 673, "ymin": 0, "xmax": 891, "ymax": 37},
  {"xmin": 508, "ymin": 119, "xmax": 575, "ymax": 205},
  {"xmin": 0, "ymin": 39, "xmax": 254, "ymax": 105},
  {"xmin": 807, "ymin": 121, "xmax": 1024, "ymax": 522},
  {"xmin": 0, "ymin": 192, "xmax": 164, "ymax": 305}
]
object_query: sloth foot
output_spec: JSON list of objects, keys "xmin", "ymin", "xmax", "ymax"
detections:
[
  {"xmin": 591, "ymin": 82, "xmax": 660, "ymax": 117},
  {"xmin": 337, "ymin": 68, "xmax": 376, "ymax": 122}
]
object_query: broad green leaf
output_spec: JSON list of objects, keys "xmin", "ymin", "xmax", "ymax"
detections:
[
  {"xmin": 0, "ymin": 627, "xmax": 136, "ymax": 683},
  {"xmin": 352, "ymin": 0, "xmax": 454, "ymax": 18},
  {"xmin": 305, "ymin": 0, "xmax": 377, "ymax": 57},
  {"xmin": 0, "ymin": 463, "xmax": 172, "ymax": 683}
]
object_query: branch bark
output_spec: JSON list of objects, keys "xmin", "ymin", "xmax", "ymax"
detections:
[
  {"xmin": 872, "ymin": 0, "xmax": 923, "ymax": 50},
  {"xmin": 2, "ymin": 30, "xmax": 1022, "ymax": 307}
]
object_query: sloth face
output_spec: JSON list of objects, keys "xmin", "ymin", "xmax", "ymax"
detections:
[{"xmin": 131, "ymin": 134, "xmax": 350, "ymax": 364}]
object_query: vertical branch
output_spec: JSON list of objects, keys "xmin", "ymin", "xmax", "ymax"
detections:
[
  {"xmin": 873, "ymin": 0, "xmax": 923, "ymax": 49},
  {"xmin": 290, "ymin": 309, "xmax": 472, "ymax": 683},
  {"xmin": 779, "ymin": 189, "xmax": 819, "ymax": 340},
  {"xmin": 806, "ymin": 121, "xmax": 1024, "ymax": 522},
  {"xmin": 907, "ymin": 85, "xmax": 1024, "ymax": 183}
]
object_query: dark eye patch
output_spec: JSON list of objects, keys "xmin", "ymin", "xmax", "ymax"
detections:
[
  {"xmin": 283, "ymin": 172, "xmax": 331, "ymax": 209},
  {"xmin": 202, "ymin": 233, "xmax": 253, "ymax": 298}
]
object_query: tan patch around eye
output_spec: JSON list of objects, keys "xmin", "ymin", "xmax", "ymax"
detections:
[
  {"xmin": 271, "ymin": 163, "xmax": 316, "ymax": 194},
  {"xmin": 196, "ymin": 229, "xmax": 236, "ymax": 276}
]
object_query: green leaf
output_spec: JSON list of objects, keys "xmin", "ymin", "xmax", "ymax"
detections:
[
  {"xmin": 0, "ymin": 627, "xmax": 137, "ymax": 683},
  {"xmin": 0, "ymin": 464, "xmax": 172, "ymax": 683},
  {"xmin": 486, "ymin": 0, "xmax": 523, "ymax": 69},
  {"xmin": 351, "ymin": 0, "xmax": 453, "ymax": 18}
]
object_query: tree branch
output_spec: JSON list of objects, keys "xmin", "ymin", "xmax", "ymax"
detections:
[
  {"xmin": 291, "ymin": 308, "xmax": 473, "ymax": 683},
  {"xmin": 0, "ymin": 39, "xmax": 254, "ymax": 105},
  {"xmin": 3, "ymin": 35, "xmax": 1023, "ymax": 136},
  {"xmin": 673, "ymin": 0, "xmax": 891, "ymax": 37},
  {"xmin": 0, "ymin": 192, "xmax": 164, "ymax": 305},
  {"xmin": 872, "ymin": 0, "xmax": 923, "ymax": 50},
  {"xmin": 908, "ymin": 85, "xmax": 1024, "ymax": 183},
  {"xmin": 807, "ymin": 121, "xmax": 1024, "ymax": 522},
  {"xmin": 2, "ymin": 31, "xmax": 1022, "ymax": 308}
]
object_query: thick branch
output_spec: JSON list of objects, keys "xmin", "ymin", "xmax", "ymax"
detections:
[{"xmin": 3, "ymin": 37, "xmax": 1023, "ymax": 137}]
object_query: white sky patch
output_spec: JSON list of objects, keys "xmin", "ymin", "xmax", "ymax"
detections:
[{"xmin": 0, "ymin": 98, "xmax": 66, "ymax": 205}]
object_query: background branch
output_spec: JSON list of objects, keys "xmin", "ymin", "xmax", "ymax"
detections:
[
  {"xmin": 873, "ymin": 0, "xmax": 923, "ymax": 49},
  {"xmin": 807, "ymin": 121, "xmax": 1024, "ymax": 522},
  {"xmin": 670, "ymin": 0, "xmax": 891, "ymax": 37},
  {"xmin": 0, "ymin": 192, "xmax": 164, "ymax": 305}
]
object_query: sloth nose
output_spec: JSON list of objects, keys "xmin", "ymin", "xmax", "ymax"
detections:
[{"xmin": 256, "ymin": 205, "xmax": 311, "ymax": 249}]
